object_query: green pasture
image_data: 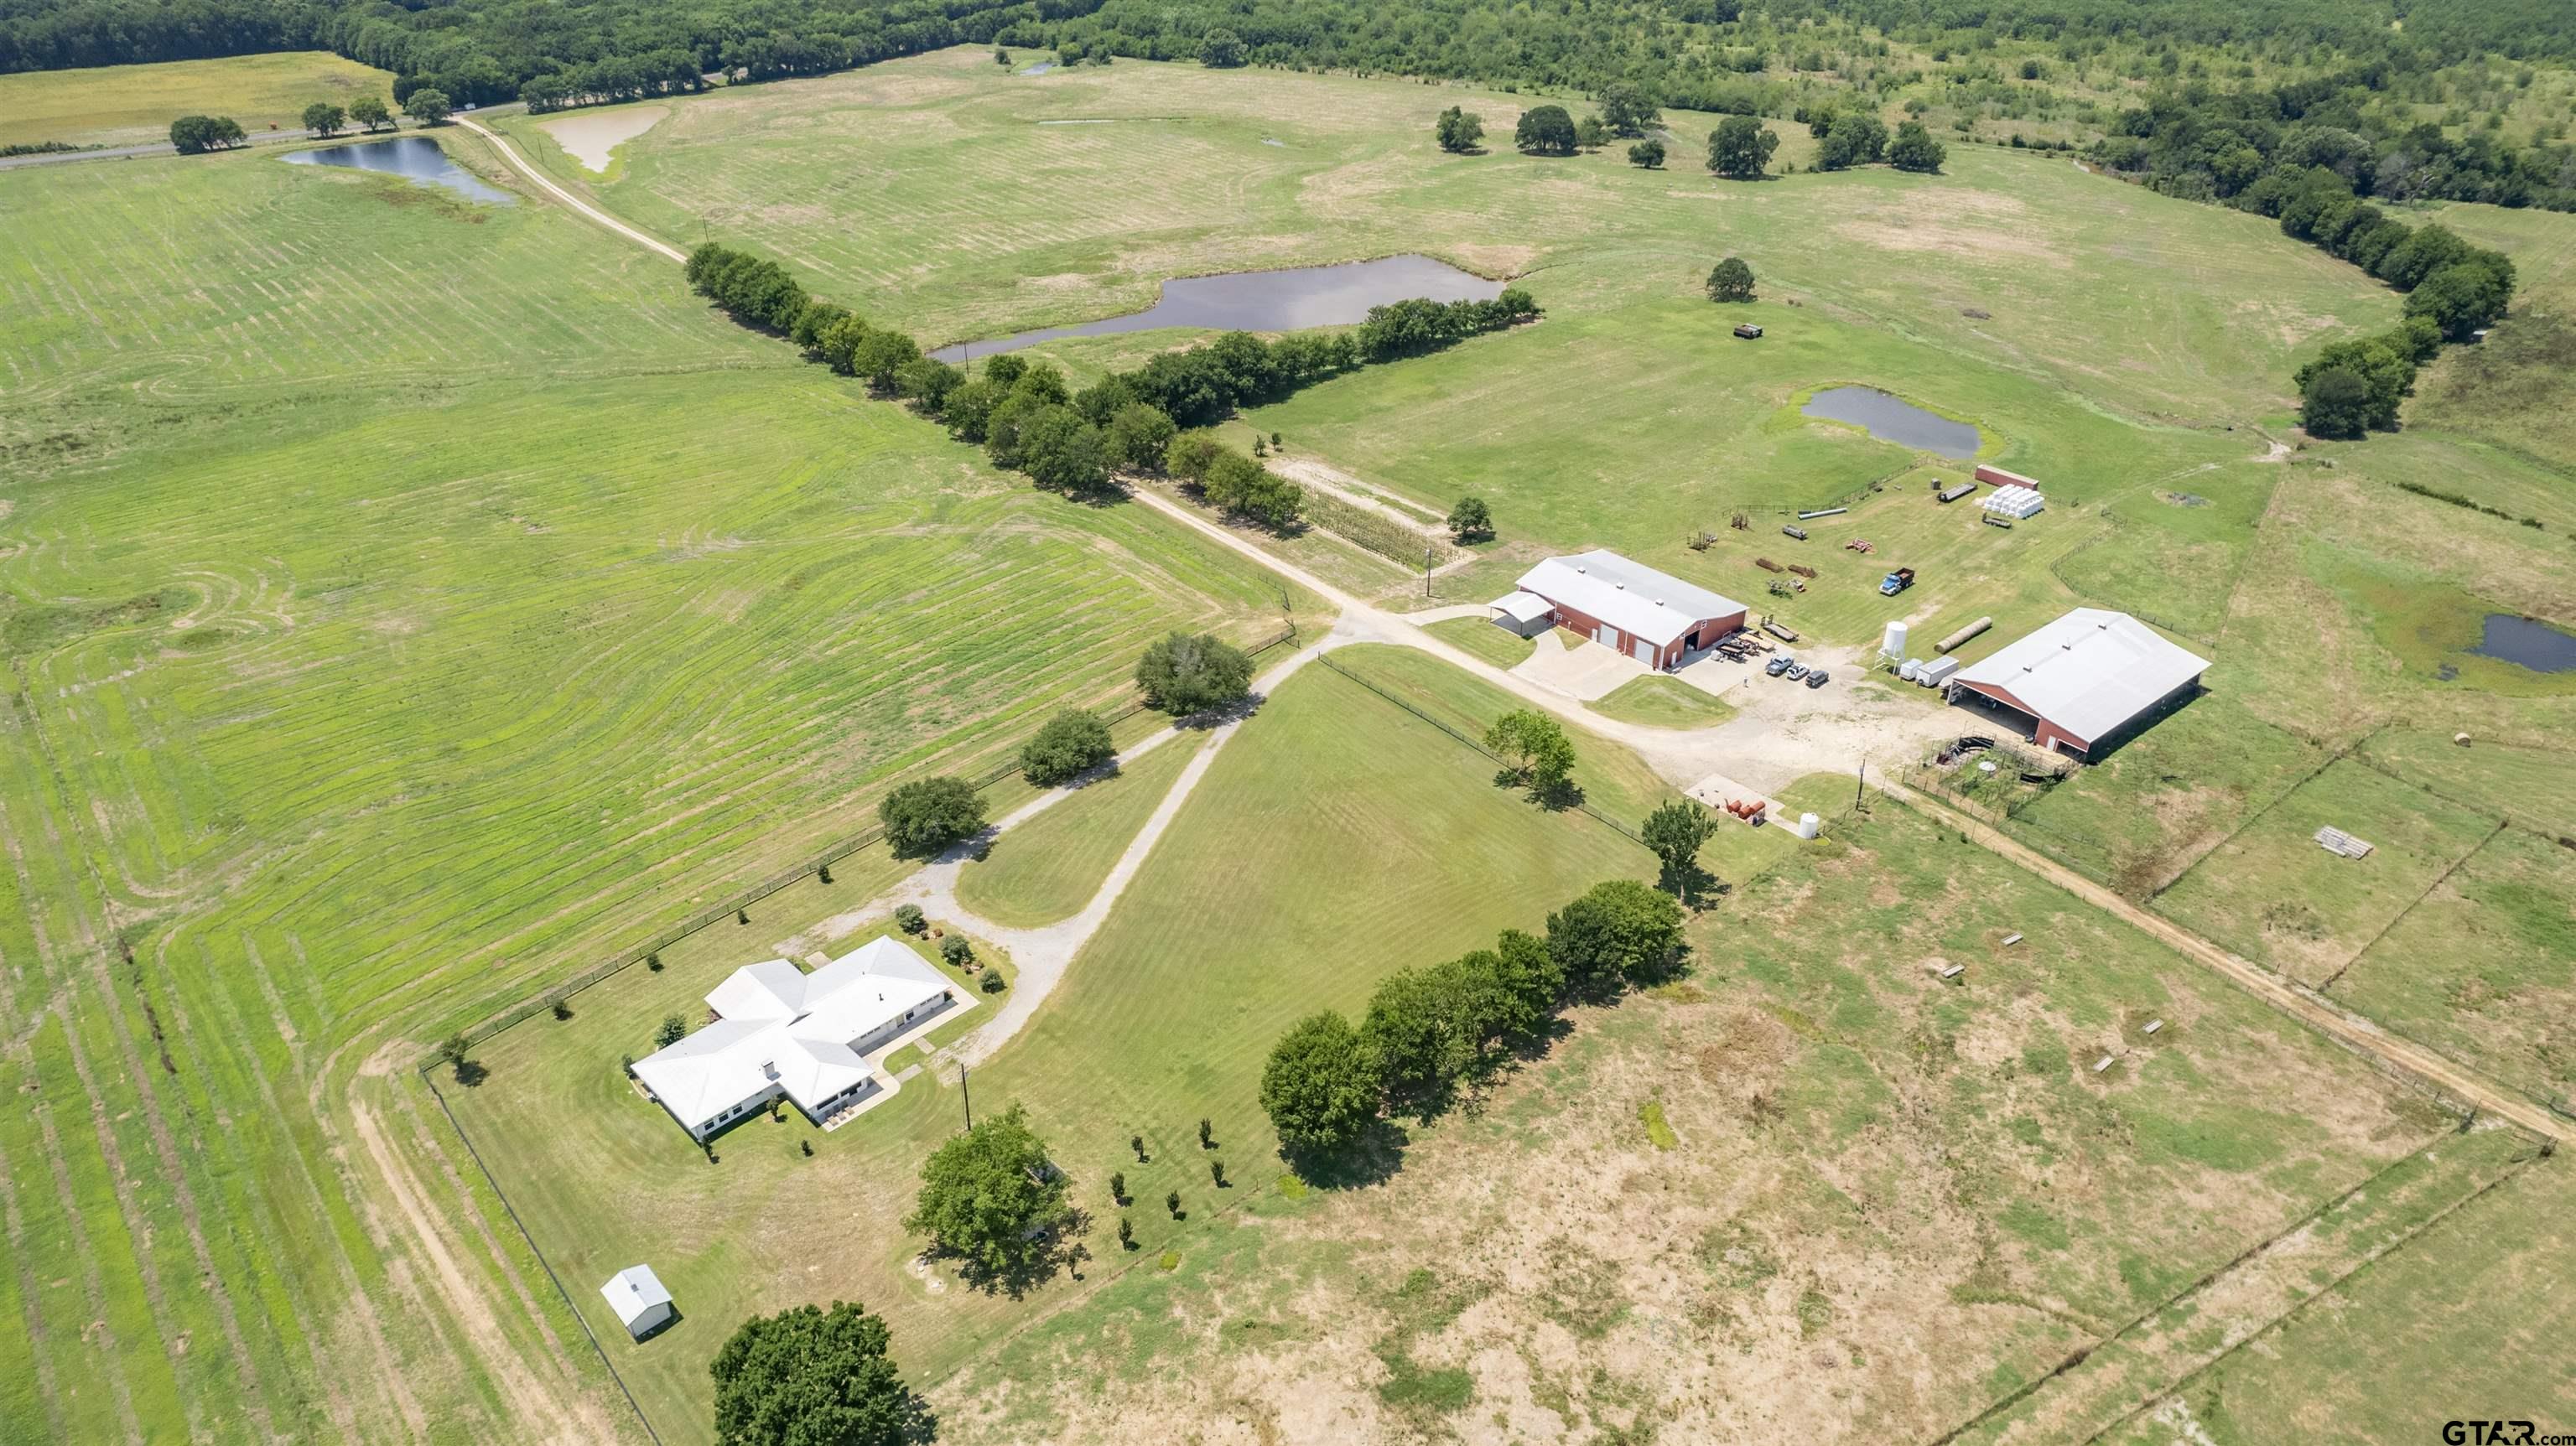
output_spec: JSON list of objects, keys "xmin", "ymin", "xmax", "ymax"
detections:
[
  {"xmin": 0, "ymin": 51, "xmax": 395, "ymax": 148},
  {"xmin": 512, "ymin": 45, "xmax": 2392, "ymax": 428},
  {"xmin": 445, "ymin": 653, "xmax": 1657, "ymax": 1436},
  {"xmin": 2156, "ymin": 759, "xmax": 2501, "ymax": 987},
  {"xmin": 2329, "ymin": 827, "xmax": 2576, "ymax": 1106},
  {"xmin": 953, "ymin": 728, "xmax": 1207, "ymax": 927},
  {"xmin": 925, "ymin": 783, "xmax": 2480, "ymax": 1440},
  {"xmin": 2101, "ymin": 1151, "xmax": 2572, "ymax": 1446}
]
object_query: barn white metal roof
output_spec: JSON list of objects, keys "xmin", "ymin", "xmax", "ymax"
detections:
[
  {"xmin": 1514, "ymin": 551, "xmax": 1746, "ymax": 648},
  {"xmin": 1953, "ymin": 609, "xmax": 2208, "ymax": 744},
  {"xmin": 600, "ymin": 1264, "xmax": 671, "ymax": 1328}
]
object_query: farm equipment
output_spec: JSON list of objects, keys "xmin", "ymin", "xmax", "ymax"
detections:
[
  {"xmin": 1753, "ymin": 557, "xmax": 1785, "ymax": 573},
  {"xmin": 1845, "ymin": 538, "xmax": 1874, "ymax": 554},
  {"xmin": 1936, "ymin": 481, "xmax": 1977, "ymax": 504},
  {"xmin": 1733, "ymin": 323, "xmax": 1763, "ymax": 339},
  {"xmin": 1782, "ymin": 524, "xmax": 1808, "ymax": 541},
  {"xmin": 1981, "ymin": 514, "xmax": 2014, "ymax": 529},
  {"xmin": 1879, "ymin": 567, "xmax": 1915, "ymax": 596},
  {"xmin": 1798, "ymin": 506, "xmax": 1848, "ymax": 521},
  {"xmin": 1762, "ymin": 618, "xmax": 1800, "ymax": 643},
  {"xmin": 1788, "ymin": 563, "xmax": 1819, "ymax": 579}
]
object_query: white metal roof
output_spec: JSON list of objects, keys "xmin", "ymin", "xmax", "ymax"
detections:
[
  {"xmin": 1514, "ymin": 551, "xmax": 1746, "ymax": 648},
  {"xmin": 1953, "ymin": 609, "xmax": 2208, "ymax": 744},
  {"xmin": 600, "ymin": 1265, "xmax": 671, "ymax": 1328},
  {"xmin": 632, "ymin": 937, "xmax": 952, "ymax": 1130},
  {"xmin": 1488, "ymin": 590, "xmax": 1553, "ymax": 624}
]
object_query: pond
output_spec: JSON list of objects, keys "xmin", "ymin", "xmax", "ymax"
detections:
[
  {"xmin": 928, "ymin": 254, "xmax": 1504, "ymax": 363},
  {"xmin": 2470, "ymin": 614, "xmax": 2576, "ymax": 673},
  {"xmin": 284, "ymin": 137, "xmax": 514, "ymax": 205},
  {"xmin": 1801, "ymin": 386, "xmax": 1979, "ymax": 459}
]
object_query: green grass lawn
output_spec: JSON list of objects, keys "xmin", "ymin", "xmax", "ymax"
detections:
[
  {"xmin": 0, "ymin": 51, "xmax": 396, "ymax": 148},
  {"xmin": 953, "ymin": 729, "xmax": 1207, "ymax": 926},
  {"xmin": 445, "ymin": 655, "xmax": 1658, "ymax": 1437},
  {"xmin": 1587, "ymin": 672, "xmax": 1737, "ymax": 729},
  {"xmin": 1421, "ymin": 614, "xmax": 1535, "ymax": 668}
]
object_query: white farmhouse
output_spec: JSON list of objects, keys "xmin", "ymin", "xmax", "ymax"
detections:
[
  {"xmin": 599, "ymin": 1264, "xmax": 673, "ymax": 1340},
  {"xmin": 631, "ymin": 936, "xmax": 958, "ymax": 1139}
]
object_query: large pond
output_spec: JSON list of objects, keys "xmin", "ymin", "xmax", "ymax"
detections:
[
  {"xmin": 2470, "ymin": 613, "xmax": 2576, "ymax": 672},
  {"xmin": 284, "ymin": 137, "xmax": 514, "ymax": 205},
  {"xmin": 1801, "ymin": 386, "xmax": 1979, "ymax": 459},
  {"xmin": 929, "ymin": 254, "xmax": 1504, "ymax": 362}
]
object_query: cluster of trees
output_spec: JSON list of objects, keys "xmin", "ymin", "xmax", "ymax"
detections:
[
  {"xmin": 1164, "ymin": 431, "xmax": 1304, "ymax": 527},
  {"xmin": 1259, "ymin": 878, "xmax": 1685, "ymax": 1159},
  {"xmin": 2097, "ymin": 66, "xmax": 2576, "ymax": 215},
  {"xmin": 519, "ymin": 52, "xmax": 705, "ymax": 112},
  {"xmin": 1135, "ymin": 630, "xmax": 1254, "ymax": 715},
  {"xmin": 168, "ymin": 114, "xmax": 247, "ymax": 153},
  {"xmin": 1799, "ymin": 101, "xmax": 1946, "ymax": 173},
  {"xmin": 297, "ymin": 95, "xmax": 391, "ymax": 137},
  {"xmin": 711, "ymin": 1301, "xmax": 923, "ymax": 1446}
]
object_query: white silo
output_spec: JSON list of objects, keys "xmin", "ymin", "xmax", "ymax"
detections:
[{"xmin": 1882, "ymin": 620, "xmax": 1909, "ymax": 661}]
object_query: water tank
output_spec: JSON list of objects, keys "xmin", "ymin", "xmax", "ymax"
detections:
[
  {"xmin": 1795, "ymin": 812, "xmax": 1821, "ymax": 840},
  {"xmin": 1881, "ymin": 620, "xmax": 1909, "ymax": 659}
]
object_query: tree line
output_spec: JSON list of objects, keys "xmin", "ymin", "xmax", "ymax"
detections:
[
  {"xmin": 685, "ymin": 240, "xmax": 1532, "ymax": 526},
  {"xmin": 2, "ymin": 0, "xmax": 1072, "ymax": 112},
  {"xmin": 1259, "ymin": 877, "xmax": 1687, "ymax": 1166}
]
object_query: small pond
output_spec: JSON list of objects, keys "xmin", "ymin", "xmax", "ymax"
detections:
[
  {"xmin": 284, "ymin": 137, "xmax": 514, "ymax": 205},
  {"xmin": 1020, "ymin": 60, "xmax": 1055, "ymax": 75},
  {"xmin": 2470, "ymin": 614, "xmax": 2576, "ymax": 673},
  {"xmin": 929, "ymin": 254, "xmax": 1504, "ymax": 362},
  {"xmin": 1801, "ymin": 386, "xmax": 1978, "ymax": 459}
]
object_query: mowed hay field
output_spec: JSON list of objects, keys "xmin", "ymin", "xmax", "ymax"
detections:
[
  {"xmin": 0, "ymin": 144, "xmax": 1297, "ymax": 1443},
  {"xmin": 0, "ymin": 51, "xmax": 395, "ymax": 148},
  {"xmin": 444, "ymin": 654, "xmax": 1658, "ymax": 1437},
  {"xmin": 915, "ymin": 788, "xmax": 2527, "ymax": 1444}
]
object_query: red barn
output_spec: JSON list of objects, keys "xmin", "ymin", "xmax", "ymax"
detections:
[{"xmin": 1489, "ymin": 551, "xmax": 1748, "ymax": 670}]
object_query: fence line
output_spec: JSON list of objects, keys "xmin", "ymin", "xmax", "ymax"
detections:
[
  {"xmin": 1310, "ymin": 653, "xmax": 1648, "ymax": 847},
  {"xmin": 428, "ymin": 625, "xmax": 1300, "ymax": 1060}
]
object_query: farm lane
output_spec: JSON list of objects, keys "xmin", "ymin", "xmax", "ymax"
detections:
[{"xmin": 454, "ymin": 115, "xmax": 688, "ymax": 262}]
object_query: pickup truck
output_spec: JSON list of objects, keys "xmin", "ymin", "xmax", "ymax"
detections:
[
  {"xmin": 1879, "ymin": 568, "xmax": 1916, "ymax": 597},
  {"xmin": 1765, "ymin": 655, "xmax": 1794, "ymax": 676}
]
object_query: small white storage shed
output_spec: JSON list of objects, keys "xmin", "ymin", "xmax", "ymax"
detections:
[{"xmin": 600, "ymin": 1264, "xmax": 674, "ymax": 1340}]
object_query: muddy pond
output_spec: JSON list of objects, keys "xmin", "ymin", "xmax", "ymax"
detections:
[
  {"xmin": 1801, "ymin": 386, "xmax": 1979, "ymax": 459},
  {"xmin": 928, "ymin": 254, "xmax": 1504, "ymax": 362},
  {"xmin": 2470, "ymin": 614, "xmax": 2576, "ymax": 673},
  {"xmin": 285, "ymin": 137, "xmax": 513, "ymax": 205}
]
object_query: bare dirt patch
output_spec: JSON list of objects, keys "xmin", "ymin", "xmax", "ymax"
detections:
[{"xmin": 538, "ymin": 105, "xmax": 667, "ymax": 173}]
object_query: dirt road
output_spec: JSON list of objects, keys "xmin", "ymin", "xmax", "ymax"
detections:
[{"xmin": 454, "ymin": 117, "xmax": 688, "ymax": 262}]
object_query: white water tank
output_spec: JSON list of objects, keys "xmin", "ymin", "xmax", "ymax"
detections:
[
  {"xmin": 1794, "ymin": 812, "xmax": 1821, "ymax": 840},
  {"xmin": 1881, "ymin": 620, "xmax": 1909, "ymax": 660}
]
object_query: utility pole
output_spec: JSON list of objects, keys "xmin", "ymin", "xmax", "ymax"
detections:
[
  {"xmin": 1854, "ymin": 756, "xmax": 1867, "ymax": 811},
  {"xmin": 959, "ymin": 1061, "xmax": 973, "ymax": 1130},
  {"xmin": 1423, "ymin": 544, "xmax": 1434, "ymax": 599}
]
